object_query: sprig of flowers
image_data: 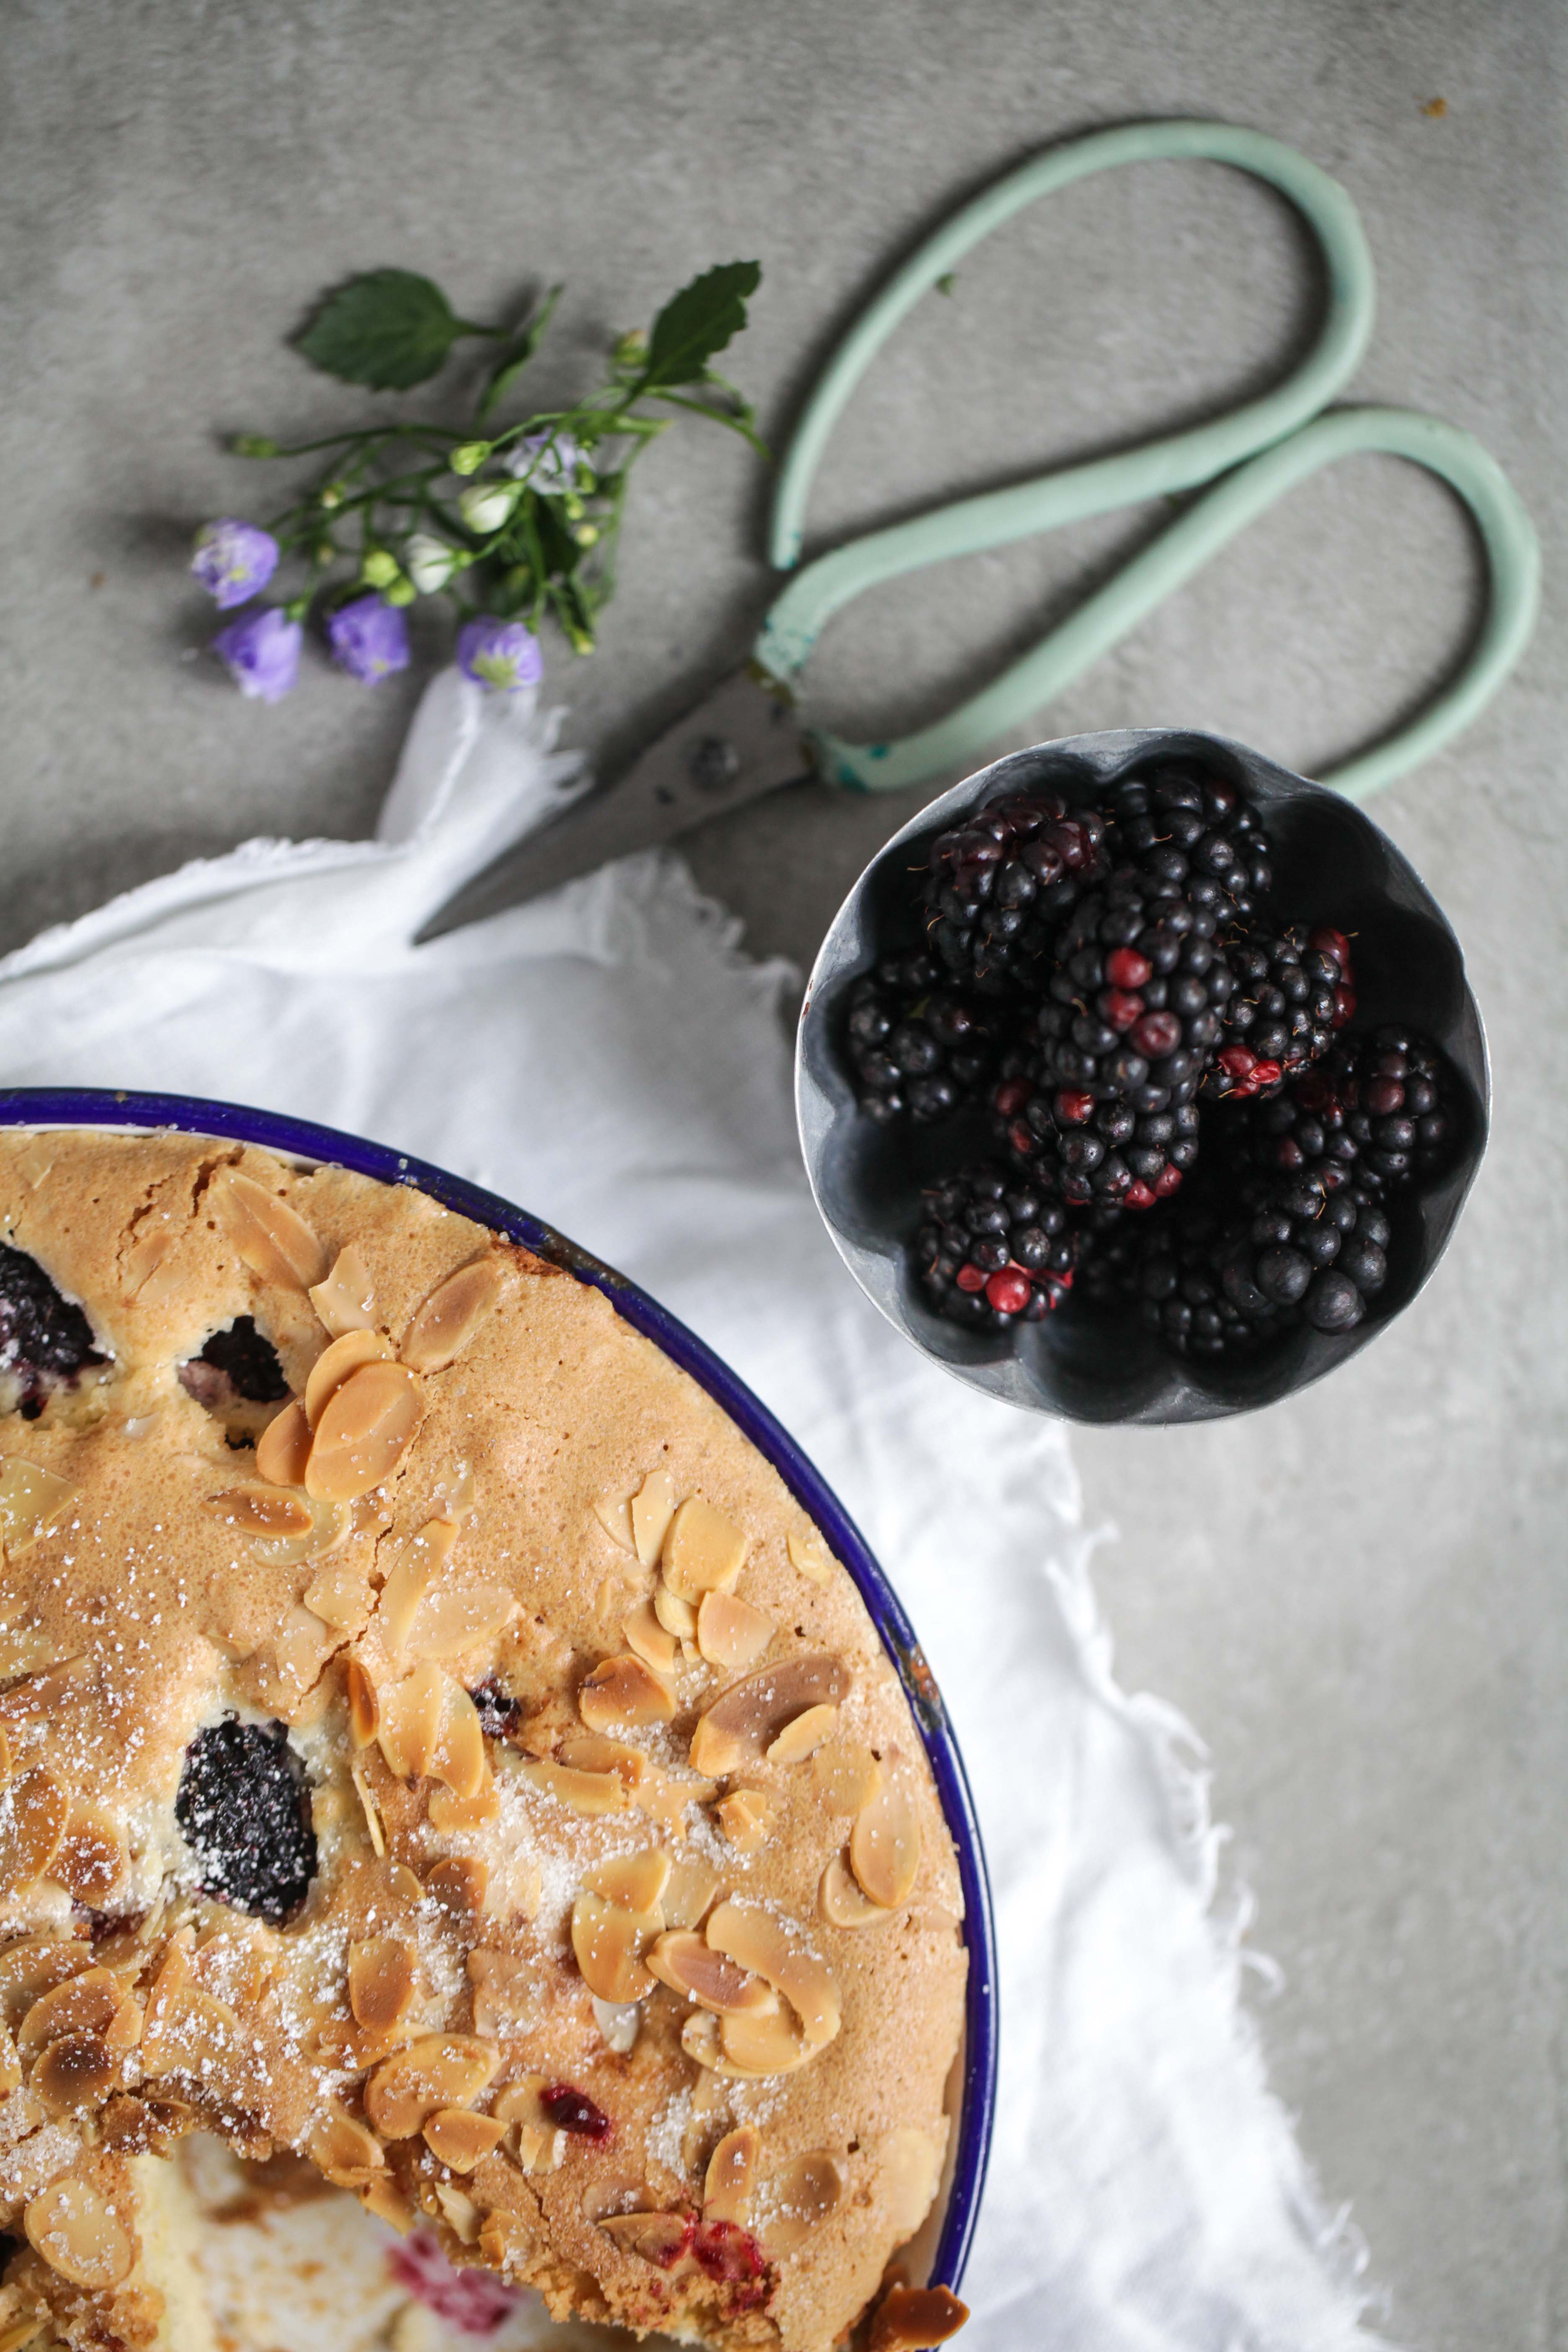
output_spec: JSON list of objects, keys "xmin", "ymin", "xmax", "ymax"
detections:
[{"xmin": 191, "ymin": 261, "xmax": 763, "ymax": 702}]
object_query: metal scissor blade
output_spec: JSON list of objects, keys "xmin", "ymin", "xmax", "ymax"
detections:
[{"xmin": 418, "ymin": 668, "xmax": 810, "ymax": 941}]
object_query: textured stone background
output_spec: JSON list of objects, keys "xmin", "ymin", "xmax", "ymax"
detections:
[{"xmin": 1, "ymin": 3, "xmax": 1564, "ymax": 2344}]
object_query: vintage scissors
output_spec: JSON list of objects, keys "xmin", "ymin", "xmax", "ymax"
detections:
[{"xmin": 424, "ymin": 119, "xmax": 1538, "ymax": 936}]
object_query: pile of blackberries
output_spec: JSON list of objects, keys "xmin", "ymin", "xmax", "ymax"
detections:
[{"xmin": 839, "ymin": 758, "xmax": 1460, "ymax": 1361}]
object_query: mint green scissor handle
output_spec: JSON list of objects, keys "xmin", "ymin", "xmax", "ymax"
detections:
[{"xmin": 756, "ymin": 119, "xmax": 1540, "ymax": 803}]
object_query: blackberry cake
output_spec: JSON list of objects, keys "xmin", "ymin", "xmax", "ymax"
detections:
[{"xmin": 0, "ymin": 1130, "xmax": 968, "ymax": 2352}]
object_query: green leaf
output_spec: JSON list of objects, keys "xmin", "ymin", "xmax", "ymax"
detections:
[
  {"xmin": 640, "ymin": 261, "xmax": 761, "ymax": 391},
  {"xmin": 477, "ymin": 286, "xmax": 563, "ymax": 421},
  {"xmin": 295, "ymin": 270, "xmax": 483, "ymax": 392}
]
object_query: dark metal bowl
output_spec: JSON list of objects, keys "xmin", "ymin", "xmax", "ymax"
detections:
[{"xmin": 797, "ymin": 728, "xmax": 1489, "ymax": 1426}]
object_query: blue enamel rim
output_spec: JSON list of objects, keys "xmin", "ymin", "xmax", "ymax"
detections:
[{"xmin": 0, "ymin": 1086, "xmax": 997, "ymax": 2300}]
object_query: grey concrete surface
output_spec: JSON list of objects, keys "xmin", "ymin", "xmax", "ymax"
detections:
[{"xmin": 1, "ymin": 3, "xmax": 1565, "ymax": 2344}]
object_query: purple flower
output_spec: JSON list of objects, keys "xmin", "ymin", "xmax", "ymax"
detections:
[
  {"xmin": 191, "ymin": 518, "xmax": 280, "ymax": 611},
  {"xmin": 325, "ymin": 593, "xmax": 410, "ymax": 685},
  {"xmin": 456, "ymin": 616, "xmax": 544, "ymax": 694},
  {"xmin": 500, "ymin": 431, "xmax": 583, "ymax": 493},
  {"xmin": 211, "ymin": 607, "xmax": 302, "ymax": 703}
]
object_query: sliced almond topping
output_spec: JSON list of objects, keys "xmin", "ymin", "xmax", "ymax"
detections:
[
  {"xmin": 868, "ymin": 2284, "xmax": 970, "ymax": 2352},
  {"xmin": 214, "ymin": 1168, "xmax": 328, "ymax": 1290},
  {"xmin": 820, "ymin": 1852, "xmax": 895, "ymax": 1930},
  {"xmin": 0, "ymin": 1943, "xmax": 93, "ymax": 2031},
  {"xmin": 306, "ymin": 1362, "xmax": 422, "ymax": 1503},
  {"xmin": 423, "ymin": 2107, "xmax": 505, "ymax": 2172},
  {"xmin": 434, "ymin": 2181, "xmax": 482, "ymax": 2243},
  {"xmin": 646, "ymin": 1932, "xmax": 776, "ymax": 2017},
  {"xmin": 593, "ymin": 1491, "xmax": 637, "ymax": 1554},
  {"xmin": 18, "ymin": 1968, "xmax": 134, "ymax": 2060},
  {"xmin": 717, "ymin": 1788, "xmax": 775, "ymax": 1854},
  {"xmin": 0, "ymin": 1463, "xmax": 75, "ymax": 1560},
  {"xmin": 405, "ymin": 1585, "xmax": 515, "ymax": 1664},
  {"xmin": 661, "ymin": 1498, "xmax": 746, "ymax": 1604},
  {"xmin": 359, "ymin": 2171, "xmax": 415, "ymax": 2235},
  {"xmin": 652, "ymin": 1581, "xmax": 698, "ymax": 1640},
  {"xmin": 24, "ymin": 2172, "xmax": 134, "ymax": 2290},
  {"xmin": 309, "ymin": 2103, "xmax": 385, "ymax": 2187},
  {"xmin": 812, "ymin": 1738, "xmax": 882, "ymax": 1816},
  {"xmin": 517, "ymin": 1756, "xmax": 627, "ymax": 1818},
  {"xmin": 704, "ymin": 2125, "xmax": 759, "ymax": 2224},
  {"xmin": 205, "ymin": 1486, "xmax": 313, "ymax": 1537},
  {"xmin": 467, "ymin": 1948, "xmax": 539, "ymax": 2040},
  {"xmin": 586, "ymin": 1850, "xmax": 671, "ymax": 1914},
  {"xmin": 428, "ymin": 1776, "xmax": 499, "ymax": 1834},
  {"xmin": 0, "ymin": 1770, "xmax": 69, "ymax": 1896},
  {"xmin": 688, "ymin": 1654, "xmax": 851, "ymax": 1779},
  {"xmin": 622, "ymin": 1598, "xmax": 677, "ymax": 1677},
  {"xmin": 426, "ymin": 1856, "xmax": 488, "ymax": 1922},
  {"xmin": 706, "ymin": 1901, "xmax": 840, "ymax": 2049},
  {"xmin": 378, "ymin": 1520, "xmax": 459, "ymax": 1658},
  {"xmin": 765, "ymin": 2151, "xmax": 842, "ymax": 2252},
  {"xmin": 491, "ymin": 2076, "xmax": 550, "ymax": 2132},
  {"xmin": 882, "ymin": 2124, "xmax": 945, "ymax": 2239},
  {"xmin": 600, "ymin": 2210, "xmax": 691, "ymax": 2264},
  {"xmin": 851, "ymin": 1774, "xmax": 921, "ymax": 1911},
  {"xmin": 719, "ymin": 2004, "xmax": 813, "ymax": 2077},
  {"xmin": 696, "ymin": 1590, "xmax": 774, "ymax": 1674},
  {"xmin": 309, "ymin": 1245, "xmax": 377, "ymax": 1338},
  {"xmin": 31, "ymin": 2032, "xmax": 117, "ymax": 2119},
  {"xmin": 592, "ymin": 1996, "xmax": 640, "ymax": 2054},
  {"xmin": 632, "ymin": 1765, "xmax": 719, "ymax": 1840},
  {"xmin": 348, "ymin": 1938, "xmax": 416, "ymax": 2035},
  {"xmin": 303, "ymin": 1556, "xmax": 373, "ymax": 1634},
  {"xmin": 377, "ymin": 1661, "xmax": 444, "ymax": 1781},
  {"xmin": 571, "ymin": 1892, "xmax": 658, "ymax": 2004},
  {"xmin": 0, "ymin": 1728, "xmax": 11, "ymax": 1786},
  {"xmin": 255, "ymin": 1399, "xmax": 312, "ymax": 1489},
  {"xmin": 49, "ymin": 1807, "xmax": 125, "ymax": 1905},
  {"xmin": 578, "ymin": 1653, "xmax": 674, "ymax": 1734},
  {"xmin": 680, "ymin": 2009, "xmax": 723, "ymax": 2070},
  {"xmin": 401, "ymin": 1259, "xmax": 506, "ymax": 1373},
  {"xmin": 629, "ymin": 1469, "xmax": 678, "ymax": 1568},
  {"xmin": 346, "ymin": 1659, "xmax": 380, "ymax": 1749},
  {"xmin": 0, "ymin": 1653, "xmax": 86, "ymax": 1717},
  {"xmin": 140, "ymin": 1985, "xmax": 243, "ymax": 2081},
  {"xmin": 479, "ymin": 2207, "xmax": 541, "ymax": 2270},
  {"xmin": 661, "ymin": 1855, "xmax": 720, "ymax": 1932},
  {"xmin": 431, "ymin": 1680, "xmax": 486, "ymax": 1799},
  {"xmin": 767, "ymin": 1702, "xmax": 838, "ymax": 1764},
  {"xmin": 364, "ymin": 2035, "xmax": 498, "ymax": 2138},
  {"xmin": 559, "ymin": 1732, "xmax": 651, "ymax": 1790},
  {"xmin": 787, "ymin": 1529, "xmax": 834, "ymax": 1586},
  {"xmin": 305, "ymin": 1328, "xmax": 394, "ymax": 1427}
]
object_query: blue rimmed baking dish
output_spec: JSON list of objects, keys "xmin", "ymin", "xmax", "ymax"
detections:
[{"xmin": 0, "ymin": 1084, "xmax": 998, "ymax": 2307}]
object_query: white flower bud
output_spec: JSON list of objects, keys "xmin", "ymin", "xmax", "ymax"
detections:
[
  {"xmin": 458, "ymin": 480, "xmax": 520, "ymax": 536},
  {"xmin": 405, "ymin": 532, "xmax": 467, "ymax": 593}
]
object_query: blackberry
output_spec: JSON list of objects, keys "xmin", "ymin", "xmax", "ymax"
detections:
[
  {"xmin": 175, "ymin": 1716, "xmax": 317, "ymax": 1924},
  {"xmin": 0, "ymin": 1244, "xmax": 105, "ymax": 1418},
  {"xmin": 1099, "ymin": 758, "xmax": 1273, "ymax": 925},
  {"xmin": 922, "ymin": 789, "xmax": 1109, "ymax": 994},
  {"xmin": 843, "ymin": 951, "xmax": 1001, "ymax": 1124},
  {"xmin": 1207, "ymin": 923, "xmax": 1355, "ymax": 1100},
  {"xmin": 185, "ymin": 1318, "xmax": 289, "ymax": 1405},
  {"xmin": 1318, "ymin": 1026, "xmax": 1457, "ymax": 1184},
  {"xmin": 913, "ymin": 1163, "xmax": 1077, "ymax": 1329}
]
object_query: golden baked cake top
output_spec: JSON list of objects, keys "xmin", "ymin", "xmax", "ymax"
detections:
[{"xmin": 0, "ymin": 1129, "xmax": 967, "ymax": 2352}]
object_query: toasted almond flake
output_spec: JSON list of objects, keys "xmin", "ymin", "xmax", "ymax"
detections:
[
  {"xmin": 767, "ymin": 1701, "xmax": 839, "ymax": 1764},
  {"xmin": 349, "ymin": 1938, "xmax": 416, "ymax": 2035},
  {"xmin": 661, "ymin": 1855, "xmax": 721, "ymax": 1932},
  {"xmin": 787, "ymin": 1529, "xmax": 834, "ymax": 1586},
  {"xmin": 812, "ymin": 1739, "xmax": 882, "ymax": 1816},
  {"xmin": 435, "ymin": 2182, "xmax": 482, "ymax": 2243},
  {"xmin": 364, "ymin": 2035, "xmax": 498, "ymax": 2139},
  {"xmin": 431, "ymin": 1680, "xmax": 486, "ymax": 1799},
  {"xmin": 309, "ymin": 1245, "xmax": 377, "ymax": 1338},
  {"xmin": 867, "ymin": 2284, "xmax": 970, "ymax": 2352},
  {"xmin": 428, "ymin": 1775, "xmax": 499, "ymax": 1834},
  {"xmin": 851, "ymin": 1773, "xmax": 921, "ymax": 1911},
  {"xmin": 255, "ymin": 1399, "xmax": 312, "ymax": 1488},
  {"xmin": 214, "ymin": 1168, "xmax": 328, "ymax": 1289},
  {"xmin": 401, "ymin": 1259, "xmax": 506, "ymax": 1373},
  {"xmin": 689, "ymin": 1653, "xmax": 851, "ymax": 1778},
  {"xmin": 479, "ymin": 2206, "xmax": 541, "ymax": 2270},
  {"xmin": 600, "ymin": 2209, "xmax": 690, "ymax": 2264},
  {"xmin": 558, "ymin": 1733, "xmax": 650, "ymax": 1790},
  {"xmin": 696, "ymin": 1589, "xmax": 775, "ymax": 1674},
  {"xmin": 680, "ymin": 2009, "xmax": 723, "ymax": 2070},
  {"xmin": 377, "ymin": 1662, "xmax": 444, "ymax": 1781},
  {"xmin": 0, "ymin": 1729, "xmax": 11, "ymax": 1786},
  {"xmin": 717, "ymin": 1788, "xmax": 775, "ymax": 1853},
  {"xmin": 18, "ymin": 1968, "xmax": 132, "ymax": 2060},
  {"xmin": 593, "ymin": 1491, "xmax": 637, "ymax": 1554},
  {"xmin": 0, "ymin": 1656, "xmax": 86, "ymax": 1720},
  {"xmin": 632, "ymin": 1766, "xmax": 719, "ymax": 1841},
  {"xmin": 303, "ymin": 1557, "xmax": 373, "ymax": 1634},
  {"xmin": 592, "ymin": 1996, "xmax": 640, "ymax": 2054},
  {"xmin": 0, "ymin": 1464, "xmax": 75, "ymax": 1560},
  {"xmin": 652, "ymin": 1581, "xmax": 698, "ymax": 1640},
  {"xmin": 661, "ymin": 1498, "xmax": 746, "ymax": 1603},
  {"xmin": 24, "ymin": 2172, "xmax": 133, "ymax": 2290},
  {"xmin": 306, "ymin": 1362, "xmax": 422, "ymax": 1503},
  {"xmin": 346, "ymin": 1660, "xmax": 380, "ymax": 1750},
  {"xmin": 405, "ymin": 1585, "xmax": 515, "ymax": 1664},
  {"xmin": 720, "ymin": 2004, "xmax": 814, "ymax": 2076},
  {"xmin": 765, "ymin": 2151, "xmax": 842, "ymax": 2251},
  {"xmin": 0, "ymin": 1771, "xmax": 68, "ymax": 1896},
  {"xmin": 122, "ymin": 1223, "xmax": 171, "ymax": 1299},
  {"xmin": 820, "ymin": 1852, "xmax": 895, "ymax": 1929},
  {"xmin": 578, "ymin": 1653, "xmax": 675, "ymax": 1734},
  {"xmin": 31, "ymin": 2032, "xmax": 116, "ymax": 2119},
  {"xmin": 49, "ymin": 1808, "xmax": 124, "ymax": 1905},
  {"xmin": 491, "ymin": 2076, "xmax": 550, "ymax": 2133},
  {"xmin": 622, "ymin": 1598, "xmax": 677, "ymax": 1677},
  {"xmin": 356, "ymin": 2171, "xmax": 413, "ymax": 2235},
  {"xmin": 0, "ymin": 2315, "xmax": 41, "ymax": 2352},
  {"xmin": 426, "ymin": 1856, "xmax": 488, "ymax": 1921},
  {"xmin": 378, "ymin": 1520, "xmax": 459, "ymax": 1658},
  {"xmin": 305, "ymin": 1328, "xmax": 395, "ymax": 1427},
  {"xmin": 586, "ymin": 1850, "xmax": 671, "ymax": 1913},
  {"xmin": 518, "ymin": 1757, "xmax": 627, "ymax": 1818},
  {"xmin": 423, "ymin": 2108, "xmax": 505, "ymax": 2172},
  {"xmin": 0, "ymin": 1942, "xmax": 93, "ymax": 2029},
  {"xmin": 571, "ymin": 1892, "xmax": 657, "ymax": 2003},
  {"xmin": 205, "ymin": 1485, "xmax": 313, "ymax": 1537},
  {"xmin": 704, "ymin": 2126, "xmax": 759, "ymax": 2224},
  {"xmin": 882, "ymin": 2123, "xmax": 945, "ymax": 2240},
  {"xmin": 647, "ymin": 1931, "xmax": 776, "ymax": 2016},
  {"xmin": 467, "ymin": 1948, "xmax": 540, "ymax": 2039},
  {"xmin": 309, "ymin": 2103, "xmax": 385, "ymax": 2187},
  {"xmin": 707, "ymin": 1901, "xmax": 840, "ymax": 2049},
  {"xmin": 140, "ymin": 1986, "xmax": 242, "ymax": 2082},
  {"xmin": 629, "ymin": 1470, "xmax": 678, "ymax": 1568}
]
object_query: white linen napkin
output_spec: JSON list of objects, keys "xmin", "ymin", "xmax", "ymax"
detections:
[{"xmin": 0, "ymin": 672, "xmax": 1383, "ymax": 2352}]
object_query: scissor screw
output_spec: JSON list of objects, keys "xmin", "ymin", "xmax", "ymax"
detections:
[{"xmin": 689, "ymin": 736, "xmax": 740, "ymax": 794}]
